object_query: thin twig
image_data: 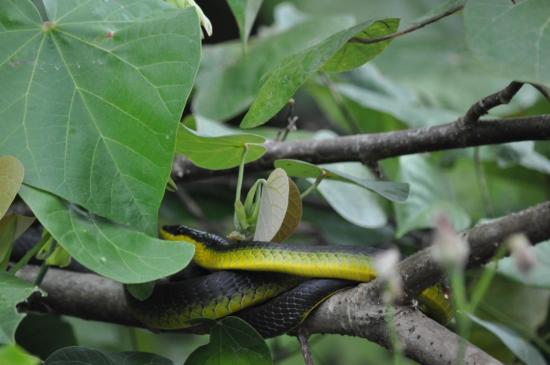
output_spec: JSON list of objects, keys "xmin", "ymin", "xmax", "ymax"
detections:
[
  {"xmin": 351, "ymin": 4, "xmax": 464, "ymax": 45},
  {"xmin": 276, "ymin": 99, "xmax": 299, "ymax": 142},
  {"xmin": 530, "ymin": 82, "xmax": 550, "ymax": 102},
  {"xmin": 297, "ymin": 329, "xmax": 315, "ymax": 365},
  {"xmin": 459, "ymin": 82, "xmax": 524, "ymax": 126}
]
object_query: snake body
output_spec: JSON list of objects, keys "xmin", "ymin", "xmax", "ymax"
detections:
[{"xmin": 125, "ymin": 225, "xmax": 452, "ymax": 337}]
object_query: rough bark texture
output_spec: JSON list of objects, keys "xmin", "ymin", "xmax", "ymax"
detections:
[{"xmin": 172, "ymin": 116, "xmax": 550, "ymax": 182}]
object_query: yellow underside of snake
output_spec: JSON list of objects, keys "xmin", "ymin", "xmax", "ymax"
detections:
[{"xmin": 125, "ymin": 225, "xmax": 452, "ymax": 337}]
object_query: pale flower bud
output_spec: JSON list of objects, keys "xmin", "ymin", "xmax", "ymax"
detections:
[
  {"xmin": 506, "ymin": 233, "xmax": 536, "ymax": 274},
  {"xmin": 430, "ymin": 214, "xmax": 470, "ymax": 268},
  {"xmin": 373, "ymin": 249, "xmax": 403, "ymax": 303},
  {"xmin": 166, "ymin": 0, "xmax": 212, "ymax": 37}
]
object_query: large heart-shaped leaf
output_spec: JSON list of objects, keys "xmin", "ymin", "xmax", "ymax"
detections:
[
  {"xmin": 465, "ymin": 0, "xmax": 550, "ymax": 87},
  {"xmin": 0, "ymin": 156, "xmax": 24, "ymax": 219},
  {"xmin": 19, "ymin": 185, "xmax": 195, "ymax": 284},
  {"xmin": 0, "ymin": 1, "xmax": 201, "ymax": 234},
  {"xmin": 0, "ymin": 273, "xmax": 38, "ymax": 344}
]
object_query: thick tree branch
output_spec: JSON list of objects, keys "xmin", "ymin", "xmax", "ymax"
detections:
[
  {"xmin": 16, "ymin": 201, "xmax": 550, "ymax": 365},
  {"xmin": 172, "ymin": 116, "xmax": 550, "ymax": 182},
  {"xmin": 16, "ymin": 265, "xmax": 499, "ymax": 365}
]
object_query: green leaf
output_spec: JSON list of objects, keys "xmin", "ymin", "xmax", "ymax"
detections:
[
  {"xmin": 272, "ymin": 178, "xmax": 302, "ymax": 242},
  {"xmin": 487, "ymin": 142, "xmax": 550, "ymax": 175},
  {"xmin": 227, "ymin": 0, "xmax": 264, "ymax": 47},
  {"xmin": 497, "ymin": 240, "xmax": 550, "ymax": 288},
  {"xmin": 194, "ymin": 11, "xmax": 354, "ymax": 121},
  {"xmin": 176, "ymin": 123, "xmax": 266, "ymax": 170},
  {"xmin": 45, "ymin": 346, "xmax": 175, "ymax": 365},
  {"xmin": 274, "ymin": 159, "xmax": 409, "ymax": 202},
  {"xmin": 0, "ymin": 214, "xmax": 35, "ymax": 269},
  {"xmin": 314, "ymin": 162, "xmax": 388, "ymax": 228},
  {"xmin": 44, "ymin": 244, "xmax": 71, "ymax": 268},
  {"xmin": 0, "ymin": 272, "xmax": 38, "ymax": 344},
  {"xmin": 16, "ymin": 314, "xmax": 77, "ymax": 360},
  {"xmin": 185, "ymin": 317, "xmax": 271, "ymax": 365},
  {"xmin": 322, "ymin": 18, "xmax": 399, "ymax": 73},
  {"xmin": 0, "ymin": 1, "xmax": 201, "ymax": 234},
  {"xmin": 254, "ymin": 168, "xmax": 289, "ymax": 241},
  {"xmin": 19, "ymin": 185, "xmax": 195, "ymax": 284},
  {"xmin": 241, "ymin": 19, "xmax": 394, "ymax": 128},
  {"xmin": 395, "ymin": 155, "xmax": 470, "ymax": 237},
  {"xmin": 0, "ymin": 344, "xmax": 39, "ymax": 365},
  {"xmin": 109, "ymin": 351, "xmax": 174, "ymax": 365},
  {"xmin": 45, "ymin": 346, "xmax": 114, "ymax": 365},
  {"xmin": 465, "ymin": 0, "xmax": 550, "ymax": 87},
  {"xmin": 0, "ymin": 156, "xmax": 24, "ymax": 219},
  {"xmin": 330, "ymin": 81, "xmax": 460, "ymax": 128},
  {"xmin": 468, "ymin": 314, "xmax": 547, "ymax": 365},
  {"xmin": 125, "ymin": 282, "xmax": 155, "ymax": 301}
]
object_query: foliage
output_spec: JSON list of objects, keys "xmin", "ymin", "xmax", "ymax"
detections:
[{"xmin": 0, "ymin": 0, "xmax": 549, "ymax": 364}]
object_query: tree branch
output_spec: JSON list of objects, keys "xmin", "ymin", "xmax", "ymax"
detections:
[
  {"xmin": 350, "ymin": 4, "xmax": 464, "ymax": 45},
  {"xmin": 459, "ymin": 82, "xmax": 524, "ymax": 126},
  {"xmin": 172, "ymin": 116, "xmax": 550, "ymax": 182},
  {"xmin": 16, "ymin": 201, "xmax": 550, "ymax": 365}
]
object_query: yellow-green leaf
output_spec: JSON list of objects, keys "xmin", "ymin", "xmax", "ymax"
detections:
[
  {"xmin": 254, "ymin": 169, "xmax": 289, "ymax": 241},
  {"xmin": 272, "ymin": 178, "xmax": 302, "ymax": 242},
  {"xmin": 0, "ymin": 156, "xmax": 24, "ymax": 219}
]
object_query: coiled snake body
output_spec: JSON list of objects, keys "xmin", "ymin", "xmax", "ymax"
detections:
[{"xmin": 125, "ymin": 225, "xmax": 451, "ymax": 338}]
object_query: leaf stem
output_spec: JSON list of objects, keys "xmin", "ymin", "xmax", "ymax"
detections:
[
  {"xmin": 8, "ymin": 231, "xmax": 51, "ymax": 274},
  {"xmin": 34, "ymin": 240, "xmax": 57, "ymax": 285},
  {"xmin": 467, "ymin": 245, "xmax": 507, "ymax": 313},
  {"xmin": 235, "ymin": 146, "xmax": 249, "ymax": 205},
  {"xmin": 300, "ymin": 172, "xmax": 326, "ymax": 199}
]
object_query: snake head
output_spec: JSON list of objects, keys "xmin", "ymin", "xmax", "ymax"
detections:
[{"xmin": 161, "ymin": 225, "xmax": 229, "ymax": 247}]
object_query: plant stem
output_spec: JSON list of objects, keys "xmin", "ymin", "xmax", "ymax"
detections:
[
  {"xmin": 467, "ymin": 246, "xmax": 507, "ymax": 313},
  {"xmin": 8, "ymin": 232, "xmax": 52, "ymax": 274},
  {"xmin": 235, "ymin": 146, "xmax": 249, "ymax": 205},
  {"xmin": 449, "ymin": 266, "xmax": 469, "ymax": 365},
  {"xmin": 34, "ymin": 240, "xmax": 57, "ymax": 285},
  {"xmin": 300, "ymin": 172, "xmax": 326, "ymax": 199}
]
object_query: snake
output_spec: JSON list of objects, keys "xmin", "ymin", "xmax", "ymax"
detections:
[{"xmin": 125, "ymin": 225, "xmax": 452, "ymax": 338}]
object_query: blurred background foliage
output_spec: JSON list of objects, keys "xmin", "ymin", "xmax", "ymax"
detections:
[{"xmin": 10, "ymin": 0, "xmax": 550, "ymax": 364}]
